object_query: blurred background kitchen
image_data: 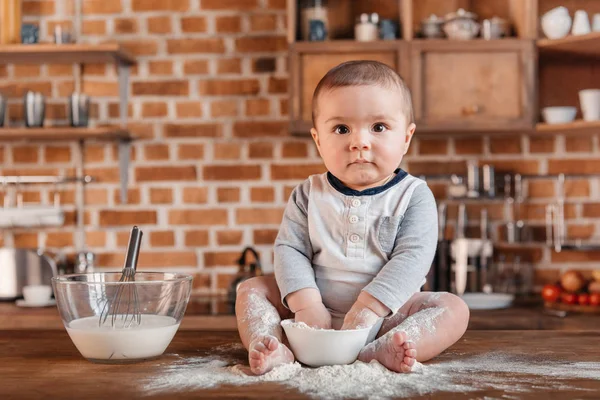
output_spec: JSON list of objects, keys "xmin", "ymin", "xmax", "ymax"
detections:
[{"xmin": 1, "ymin": 0, "xmax": 599, "ymax": 325}]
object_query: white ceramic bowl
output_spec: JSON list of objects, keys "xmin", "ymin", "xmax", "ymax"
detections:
[
  {"xmin": 281, "ymin": 319, "xmax": 382, "ymax": 367},
  {"xmin": 542, "ymin": 106, "xmax": 577, "ymax": 124},
  {"xmin": 541, "ymin": 9, "xmax": 572, "ymax": 39},
  {"xmin": 461, "ymin": 293, "xmax": 514, "ymax": 310}
]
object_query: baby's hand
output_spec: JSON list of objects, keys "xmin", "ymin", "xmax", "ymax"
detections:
[
  {"xmin": 294, "ymin": 302, "xmax": 332, "ymax": 329},
  {"xmin": 341, "ymin": 291, "xmax": 390, "ymax": 330}
]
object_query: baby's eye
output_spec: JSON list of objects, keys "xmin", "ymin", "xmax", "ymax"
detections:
[
  {"xmin": 372, "ymin": 123, "xmax": 387, "ymax": 133},
  {"xmin": 334, "ymin": 125, "xmax": 350, "ymax": 135}
]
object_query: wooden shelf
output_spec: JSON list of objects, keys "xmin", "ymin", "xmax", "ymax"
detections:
[
  {"xmin": 537, "ymin": 32, "xmax": 600, "ymax": 58},
  {"xmin": 0, "ymin": 43, "xmax": 135, "ymax": 65},
  {"xmin": 535, "ymin": 119, "xmax": 600, "ymax": 134},
  {"xmin": 0, "ymin": 126, "xmax": 130, "ymax": 141}
]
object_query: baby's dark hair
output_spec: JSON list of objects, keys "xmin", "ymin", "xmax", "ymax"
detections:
[{"xmin": 311, "ymin": 60, "xmax": 414, "ymax": 126}]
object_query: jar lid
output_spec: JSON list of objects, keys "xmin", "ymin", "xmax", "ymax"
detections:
[
  {"xmin": 422, "ymin": 14, "xmax": 443, "ymax": 24},
  {"xmin": 445, "ymin": 8, "xmax": 478, "ymax": 22}
]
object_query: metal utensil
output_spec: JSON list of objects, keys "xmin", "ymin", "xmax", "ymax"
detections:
[
  {"xmin": 99, "ymin": 226, "xmax": 143, "ymax": 328},
  {"xmin": 23, "ymin": 91, "xmax": 45, "ymax": 127},
  {"xmin": 68, "ymin": 92, "xmax": 90, "ymax": 127}
]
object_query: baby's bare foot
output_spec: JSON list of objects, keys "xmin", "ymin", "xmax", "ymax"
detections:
[
  {"xmin": 248, "ymin": 335, "xmax": 294, "ymax": 375},
  {"xmin": 358, "ymin": 331, "xmax": 417, "ymax": 373}
]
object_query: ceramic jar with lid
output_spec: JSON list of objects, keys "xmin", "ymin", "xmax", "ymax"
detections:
[
  {"xmin": 443, "ymin": 8, "xmax": 480, "ymax": 40},
  {"xmin": 421, "ymin": 14, "xmax": 444, "ymax": 38}
]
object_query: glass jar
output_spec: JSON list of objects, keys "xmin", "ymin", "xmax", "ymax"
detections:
[{"xmin": 300, "ymin": 0, "xmax": 328, "ymax": 41}]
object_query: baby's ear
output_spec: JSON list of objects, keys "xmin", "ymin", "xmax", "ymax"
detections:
[
  {"xmin": 310, "ymin": 127, "xmax": 321, "ymax": 148},
  {"xmin": 403, "ymin": 123, "xmax": 416, "ymax": 154}
]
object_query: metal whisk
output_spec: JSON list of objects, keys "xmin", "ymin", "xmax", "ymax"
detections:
[{"xmin": 99, "ymin": 225, "xmax": 143, "ymax": 328}]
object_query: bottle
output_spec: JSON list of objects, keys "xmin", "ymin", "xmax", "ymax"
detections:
[
  {"xmin": 355, "ymin": 13, "xmax": 378, "ymax": 42},
  {"xmin": 300, "ymin": 0, "xmax": 328, "ymax": 41}
]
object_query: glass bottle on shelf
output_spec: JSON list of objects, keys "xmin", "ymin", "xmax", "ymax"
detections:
[{"xmin": 300, "ymin": 0, "xmax": 328, "ymax": 41}]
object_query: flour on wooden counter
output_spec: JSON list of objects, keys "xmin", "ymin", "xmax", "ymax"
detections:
[{"xmin": 144, "ymin": 351, "xmax": 600, "ymax": 399}]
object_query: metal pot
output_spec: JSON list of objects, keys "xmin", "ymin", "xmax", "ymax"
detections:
[
  {"xmin": 0, "ymin": 248, "xmax": 57, "ymax": 300},
  {"xmin": 23, "ymin": 91, "xmax": 45, "ymax": 127}
]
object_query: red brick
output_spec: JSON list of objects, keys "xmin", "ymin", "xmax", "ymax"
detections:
[
  {"xmin": 86, "ymin": 188, "xmax": 109, "ymax": 205},
  {"xmin": 132, "ymin": 81, "xmax": 189, "ymax": 96},
  {"xmin": 567, "ymin": 224, "xmax": 594, "ymax": 240},
  {"xmin": 46, "ymin": 232, "xmax": 73, "ymax": 247},
  {"xmin": 204, "ymin": 165, "xmax": 261, "ymax": 180},
  {"xmin": 14, "ymin": 233, "xmax": 38, "ymax": 248},
  {"xmin": 215, "ymin": 16, "xmax": 242, "ymax": 33},
  {"xmin": 528, "ymin": 180, "xmax": 554, "ymax": 198},
  {"xmin": 144, "ymin": 144, "xmax": 170, "ymax": 160},
  {"xmin": 0, "ymin": 82, "xmax": 52, "ymax": 98},
  {"xmin": 478, "ymin": 160, "xmax": 540, "ymax": 175},
  {"xmin": 142, "ymin": 102, "xmax": 168, "ymax": 118},
  {"xmin": 490, "ymin": 137, "xmax": 521, "ymax": 154},
  {"xmin": 13, "ymin": 146, "xmax": 38, "ymax": 163},
  {"xmin": 114, "ymin": 18, "xmax": 138, "ymax": 34},
  {"xmin": 84, "ymin": 167, "xmax": 121, "ymax": 183},
  {"xmin": 583, "ymin": 203, "xmax": 600, "ymax": 218},
  {"xmin": 121, "ymin": 40, "xmax": 159, "ymax": 56},
  {"xmin": 217, "ymin": 58, "xmax": 242, "ymax": 74},
  {"xmin": 454, "ymin": 138, "xmax": 483, "ymax": 155},
  {"xmin": 108, "ymin": 103, "xmax": 134, "ymax": 118},
  {"xmin": 99, "ymin": 210, "xmax": 157, "ymax": 226},
  {"xmin": 233, "ymin": 121, "xmax": 287, "ymax": 137},
  {"xmin": 204, "ymin": 252, "xmax": 240, "ymax": 268},
  {"xmin": 250, "ymin": 14, "xmax": 277, "ymax": 31},
  {"xmin": 270, "ymin": 164, "xmax": 326, "ymax": 180},
  {"xmin": 81, "ymin": 19, "xmax": 107, "ymax": 35},
  {"xmin": 147, "ymin": 16, "xmax": 172, "ymax": 34},
  {"xmin": 217, "ymin": 188, "xmax": 240, "ymax": 202},
  {"xmin": 148, "ymin": 188, "xmax": 172, "ymax": 204},
  {"xmin": 251, "ymin": 187, "xmax": 275, "ymax": 202},
  {"xmin": 176, "ymin": 101, "xmax": 203, "ymax": 118},
  {"xmin": 132, "ymin": 0, "xmax": 189, "ymax": 11},
  {"xmin": 253, "ymin": 229, "xmax": 278, "ymax": 244},
  {"xmin": 13, "ymin": 65, "xmax": 41, "ymax": 78},
  {"xmin": 253, "ymin": 57, "xmax": 276, "ymax": 73},
  {"xmin": 114, "ymin": 188, "xmax": 141, "ymax": 205},
  {"xmin": 150, "ymin": 231, "xmax": 175, "ymax": 247},
  {"xmin": 246, "ymin": 98, "xmax": 270, "ymax": 116},
  {"xmin": 529, "ymin": 136, "xmax": 555, "ymax": 153},
  {"xmin": 211, "ymin": 100, "xmax": 238, "ymax": 117},
  {"xmin": 565, "ymin": 180, "xmax": 590, "ymax": 198},
  {"xmin": 20, "ymin": 191, "xmax": 41, "ymax": 204},
  {"xmin": 198, "ymin": 79, "xmax": 260, "ymax": 96},
  {"xmin": 47, "ymin": 64, "xmax": 74, "ymax": 76},
  {"xmin": 268, "ymin": 77, "xmax": 287, "ymax": 93},
  {"xmin": 236, "ymin": 36, "xmax": 287, "ymax": 52},
  {"xmin": 548, "ymin": 159, "xmax": 600, "ymax": 175},
  {"xmin": 167, "ymin": 39, "xmax": 225, "ymax": 54},
  {"xmin": 98, "ymin": 252, "xmax": 196, "ymax": 268},
  {"xmin": 136, "ymin": 166, "xmax": 196, "ymax": 182},
  {"xmin": 84, "ymin": 145, "xmax": 106, "ymax": 162},
  {"xmin": 181, "ymin": 16, "xmax": 208, "ymax": 33},
  {"xmin": 87, "ymin": 231, "xmax": 107, "ymax": 247},
  {"xmin": 83, "ymin": 63, "xmax": 106, "ymax": 76},
  {"xmin": 148, "ymin": 61, "xmax": 173, "ymax": 75},
  {"xmin": 185, "ymin": 230, "xmax": 210, "ymax": 246},
  {"xmin": 201, "ymin": 0, "xmax": 258, "ymax": 10},
  {"xmin": 566, "ymin": 136, "xmax": 593, "ymax": 153},
  {"xmin": 44, "ymin": 146, "xmax": 71, "ymax": 163},
  {"xmin": 551, "ymin": 250, "xmax": 600, "ymax": 263},
  {"xmin": 178, "ymin": 144, "xmax": 205, "ymax": 160},
  {"xmin": 82, "ymin": 80, "xmax": 119, "ymax": 96},
  {"xmin": 418, "ymin": 139, "xmax": 447, "ymax": 155},
  {"xmin": 268, "ymin": 0, "xmax": 286, "ymax": 9},
  {"xmin": 164, "ymin": 123, "xmax": 221, "ymax": 138},
  {"xmin": 282, "ymin": 142, "xmax": 308, "ymax": 158},
  {"xmin": 216, "ymin": 273, "xmax": 237, "ymax": 289},
  {"xmin": 214, "ymin": 143, "xmax": 241, "ymax": 160},
  {"xmin": 217, "ymin": 230, "xmax": 244, "ymax": 245},
  {"xmin": 236, "ymin": 208, "xmax": 284, "ymax": 224},
  {"xmin": 169, "ymin": 209, "xmax": 228, "ymax": 225},
  {"xmin": 183, "ymin": 60, "xmax": 209, "ymax": 75},
  {"xmin": 249, "ymin": 142, "xmax": 273, "ymax": 158},
  {"xmin": 23, "ymin": 0, "xmax": 55, "ymax": 15},
  {"xmin": 183, "ymin": 187, "xmax": 209, "ymax": 204},
  {"xmin": 83, "ymin": 0, "xmax": 122, "ymax": 14}
]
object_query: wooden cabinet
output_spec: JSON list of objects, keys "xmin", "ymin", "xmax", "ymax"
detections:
[
  {"xmin": 409, "ymin": 39, "xmax": 536, "ymax": 132},
  {"xmin": 289, "ymin": 41, "xmax": 408, "ymax": 134}
]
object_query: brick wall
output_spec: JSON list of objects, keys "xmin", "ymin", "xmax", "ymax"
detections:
[{"xmin": 1, "ymin": 0, "xmax": 597, "ymax": 293}]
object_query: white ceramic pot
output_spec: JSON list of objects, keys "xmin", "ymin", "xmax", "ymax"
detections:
[
  {"xmin": 541, "ymin": 106, "xmax": 577, "ymax": 124},
  {"xmin": 541, "ymin": 6, "xmax": 572, "ymax": 39},
  {"xmin": 579, "ymin": 89, "xmax": 600, "ymax": 121},
  {"xmin": 572, "ymin": 10, "xmax": 591, "ymax": 36}
]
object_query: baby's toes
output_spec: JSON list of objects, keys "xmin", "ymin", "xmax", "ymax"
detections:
[
  {"xmin": 405, "ymin": 348, "xmax": 417, "ymax": 358},
  {"xmin": 249, "ymin": 349, "xmax": 263, "ymax": 361},
  {"xmin": 400, "ymin": 362, "xmax": 413, "ymax": 373}
]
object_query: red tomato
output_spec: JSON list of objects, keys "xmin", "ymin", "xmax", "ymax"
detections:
[
  {"xmin": 541, "ymin": 284, "xmax": 561, "ymax": 303},
  {"xmin": 561, "ymin": 292, "xmax": 577, "ymax": 305},
  {"xmin": 578, "ymin": 293, "xmax": 590, "ymax": 306},
  {"xmin": 590, "ymin": 293, "xmax": 600, "ymax": 306}
]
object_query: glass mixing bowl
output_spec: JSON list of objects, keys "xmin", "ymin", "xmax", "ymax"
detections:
[{"xmin": 52, "ymin": 272, "xmax": 193, "ymax": 363}]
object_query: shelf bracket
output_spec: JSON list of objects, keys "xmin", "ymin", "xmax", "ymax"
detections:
[
  {"xmin": 117, "ymin": 59, "xmax": 130, "ymax": 204},
  {"xmin": 118, "ymin": 139, "xmax": 130, "ymax": 204}
]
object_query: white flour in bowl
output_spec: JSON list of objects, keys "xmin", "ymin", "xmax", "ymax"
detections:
[{"xmin": 143, "ymin": 346, "xmax": 600, "ymax": 399}]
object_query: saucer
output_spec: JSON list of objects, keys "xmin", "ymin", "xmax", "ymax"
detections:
[{"xmin": 15, "ymin": 299, "xmax": 56, "ymax": 308}]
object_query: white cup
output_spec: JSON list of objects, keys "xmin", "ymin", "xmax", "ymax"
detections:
[
  {"xmin": 579, "ymin": 89, "xmax": 600, "ymax": 121},
  {"xmin": 572, "ymin": 10, "xmax": 591, "ymax": 36},
  {"xmin": 22, "ymin": 285, "xmax": 52, "ymax": 306},
  {"xmin": 593, "ymin": 13, "xmax": 600, "ymax": 32}
]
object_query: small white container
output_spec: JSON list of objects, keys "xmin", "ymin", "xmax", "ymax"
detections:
[
  {"xmin": 541, "ymin": 106, "xmax": 577, "ymax": 124},
  {"xmin": 592, "ymin": 13, "xmax": 600, "ymax": 32},
  {"xmin": 355, "ymin": 13, "xmax": 378, "ymax": 42},
  {"xmin": 572, "ymin": 10, "xmax": 591, "ymax": 36},
  {"xmin": 22, "ymin": 285, "xmax": 52, "ymax": 306},
  {"xmin": 281, "ymin": 319, "xmax": 382, "ymax": 367},
  {"xmin": 579, "ymin": 89, "xmax": 600, "ymax": 121},
  {"xmin": 541, "ymin": 6, "xmax": 572, "ymax": 39}
]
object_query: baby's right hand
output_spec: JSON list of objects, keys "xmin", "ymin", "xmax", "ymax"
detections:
[{"xmin": 294, "ymin": 302, "xmax": 332, "ymax": 329}]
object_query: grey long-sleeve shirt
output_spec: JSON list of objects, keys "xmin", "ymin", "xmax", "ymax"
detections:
[{"xmin": 274, "ymin": 169, "xmax": 438, "ymax": 318}]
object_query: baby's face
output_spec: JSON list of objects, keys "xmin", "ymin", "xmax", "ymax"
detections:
[{"xmin": 311, "ymin": 85, "xmax": 415, "ymax": 191}]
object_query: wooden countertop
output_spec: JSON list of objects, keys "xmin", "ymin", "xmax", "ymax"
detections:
[
  {"xmin": 1, "ymin": 299, "xmax": 598, "ymax": 331},
  {"xmin": 0, "ymin": 329, "xmax": 598, "ymax": 399}
]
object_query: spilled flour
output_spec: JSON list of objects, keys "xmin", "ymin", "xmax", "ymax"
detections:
[{"xmin": 143, "ymin": 345, "xmax": 600, "ymax": 399}]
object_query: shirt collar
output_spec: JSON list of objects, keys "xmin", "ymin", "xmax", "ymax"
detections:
[{"xmin": 327, "ymin": 168, "xmax": 408, "ymax": 197}]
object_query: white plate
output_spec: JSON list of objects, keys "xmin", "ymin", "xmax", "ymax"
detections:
[
  {"xmin": 15, "ymin": 299, "xmax": 56, "ymax": 308},
  {"xmin": 461, "ymin": 293, "xmax": 514, "ymax": 310}
]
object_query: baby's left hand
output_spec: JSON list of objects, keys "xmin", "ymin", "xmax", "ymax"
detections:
[{"xmin": 341, "ymin": 292, "xmax": 390, "ymax": 330}]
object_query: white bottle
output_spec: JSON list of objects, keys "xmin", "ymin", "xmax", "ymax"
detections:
[{"xmin": 355, "ymin": 13, "xmax": 377, "ymax": 42}]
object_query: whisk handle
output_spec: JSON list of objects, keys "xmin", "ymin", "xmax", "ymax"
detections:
[{"xmin": 124, "ymin": 225, "xmax": 143, "ymax": 271}]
